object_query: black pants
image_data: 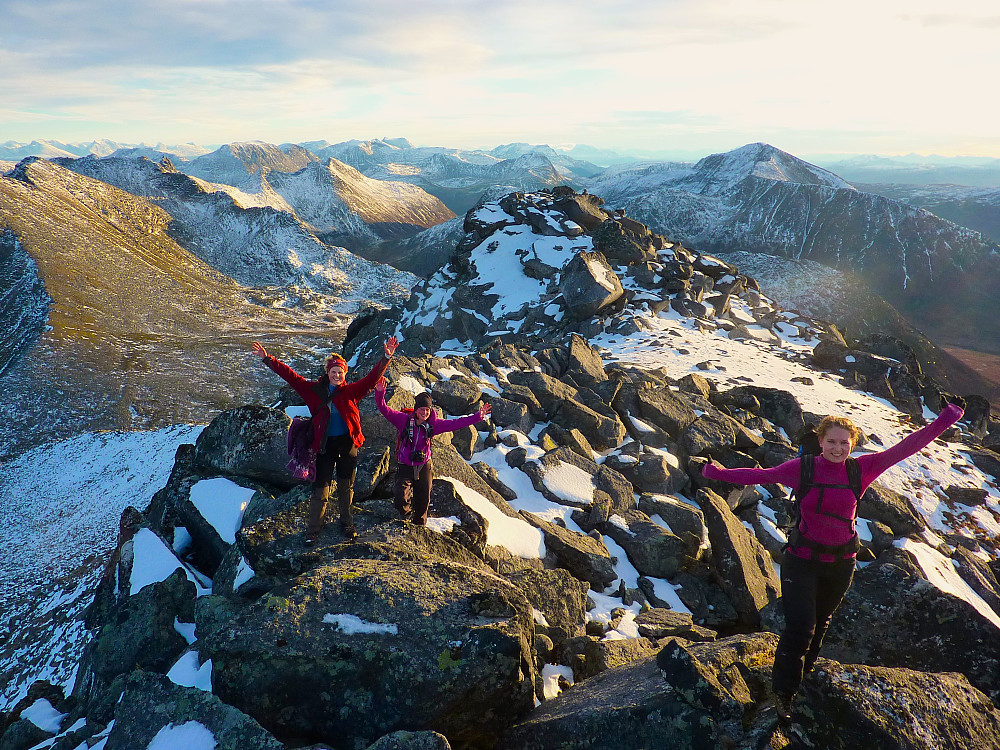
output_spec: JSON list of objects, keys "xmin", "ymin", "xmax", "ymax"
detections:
[
  {"xmin": 394, "ymin": 462, "xmax": 432, "ymax": 525},
  {"xmin": 309, "ymin": 434, "xmax": 358, "ymax": 532},
  {"xmin": 772, "ymin": 553, "xmax": 855, "ymax": 697},
  {"xmin": 314, "ymin": 433, "xmax": 358, "ymax": 488}
]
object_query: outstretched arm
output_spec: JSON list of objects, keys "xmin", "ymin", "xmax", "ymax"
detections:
[
  {"xmin": 702, "ymin": 457, "xmax": 801, "ymax": 488},
  {"xmin": 433, "ymin": 402, "xmax": 492, "ymax": 436},
  {"xmin": 859, "ymin": 402, "xmax": 964, "ymax": 481}
]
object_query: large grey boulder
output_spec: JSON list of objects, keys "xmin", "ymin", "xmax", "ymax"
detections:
[
  {"xmin": 600, "ymin": 510, "xmax": 691, "ymax": 578},
  {"xmin": 200, "ymin": 557, "xmax": 536, "ymax": 749},
  {"xmin": 559, "ymin": 251, "xmax": 624, "ymax": 320},
  {"xmin": 635, "ymin": 387, "xmax": 697, "ymax": 439},
  {"xmin": 565, "ymin": 334, "xmax": 608, "ymax": 389},
  {"xmin": 552, "ymin": 399, "xmax": 626, "ymax": 451},
  {"xmin": 431, "ymin": 379, "xmax": 482, "ymax": 414},
  {"xmin": 502, "ymin": 633, "xmax": 780, "ymax": 750},
  {"xmin": 78, "ymin": 569, "xmax": 195, "ymax": 694},
  {"xmin": 822, "ymin": 548, "xmax": 1000, "ymax": 704},
  {"xmin": 193, "ymin": 405, "xmax": 293, "ymax": 486},
  {"xmin": 506, "ymin": 370, "xmax": 578, "ymax": 418},
  {"xmin": 858, "ymin": 481, "xmax": 925, "ymax": 536},
  {"xmin": 637, "ymin": 494, "xmax": 706, "ymax": 554},
  {"xmin": 696, "ymin": 489, "xmax": 780, "ymax": 628},
  {"xmin": 797, "ymin": 660, "xmax": 1000, "ymax": 749},
  {"xmin": 365, "ymin": 731, "xmax": 452, "ymax": 750},
  {"xmin": 522, "ymin": 513, "xmax": 617, "ymax": 590},
  {"xmin": 104, "ymin": 671, "xmax": 284, "ymax": 750}
]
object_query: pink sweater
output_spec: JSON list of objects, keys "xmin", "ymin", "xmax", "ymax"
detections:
[
  {"xmin": 702, "ymin": 404, "xmax": 963, "ymax": 561},
  {"xmin": 376, "ymin": 390, "xmax": 484, "ymax": 466}
]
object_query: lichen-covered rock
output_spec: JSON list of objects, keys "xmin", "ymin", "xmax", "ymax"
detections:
[
  {"xmin": 601, "ymin": 510, "xmax": 692, "ymax": 578},
  {"xmin": 193, "ymin": 405, "xmax": 294, "ymax": 486},
  {"xmin": 103, "ymin": 671, "xmax": 284, "ymax": 750},
  {"xmin": 797, "ymin": 660, "xmax": 1000, "ymax": 750},
  {"xmin": 200, "ymin": 558, "xmax": 537, "ymax": 749},
  {"xmin": 822, "ymin": 548, "xmax": 1000, "ymax": 705},
  {"xmin": 365, "ymin": 731, "xmax": 452, "ymax": 750}
]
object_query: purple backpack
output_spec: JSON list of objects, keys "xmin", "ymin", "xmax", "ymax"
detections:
[{"xmin": 286, "ymin": 416, "xmax": 316, "ymax": 481}]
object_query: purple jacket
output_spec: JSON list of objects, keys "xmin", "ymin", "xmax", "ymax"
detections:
[
  {"xmin": 703, "ymin": 404, "xmax": 963, "ymax": 562},
  {"xmin": 376, "ymin": 390, "xmax": 483, "ymax": 466}
]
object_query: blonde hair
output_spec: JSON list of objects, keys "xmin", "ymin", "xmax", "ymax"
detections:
[
  {"xmin": 817, "ymin": 415, "xmax": 860, "ymax": 447},
  {"xmin": 325, "ymin": 353, "xmax": 348, "ymax": 372}
]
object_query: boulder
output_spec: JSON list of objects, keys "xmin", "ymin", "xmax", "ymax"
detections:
[
  {"xmin": 365, "ymin": 731, "xmax": 453, "ymax": 750},
  {"xmin": 591, "ymin": 219, "xmax": 654, "ymax": 264},
  {"xmin": 498, "ymin": 383, "xmax": 543, "ymax": 417},
  {"xmin": 822, "ymin": 548, "xmax": 1000, "ymax": 704},
  {"xmin": 504, "ymin": 566, "xmax": 590, "ymax": 640},
  {"xmin": 952, "ymin": 546, "xmax": 1000, "ymax": 616},
  {"xmin": 522, "ymin": 513, "xmax": 617, "ymax": 590},
  {"xmin": 796, "ymin": 660, "xmax": 1000, "ymax": 750},
  {"xmin": 635, "ymin": 387, "xmax": 697, "ymax": 439},
  {"xmin": 857, "ymin": 482, "xmax": 925, "ymax": 536},
  {"xmin": 103, "ymin": 671, "xmax": 284, "ymax": 750},
  {"xmin": 559, "ymin": 636, "xmax": 661, "ymax": 680},
  {"xmin": 559, "ymin": 251, "xmax": 624, "ymax": 320},
  {"xmin": 200, "ymin": 558, "xmax": 536, "ymax": 749},
  {"xmin": 601, "ymin": 510, "xmax": 691, "ymax": 578},
  {"xmin": 431, "ymin": 379, "xmax": 482, "ymax": 415},
  {"xmin": 502, "ymin": 633, "xmax": 780, "ymax": 750},
  {"xmin": 637, "ymin": 495, "xmax": 706, "ymax": 554},
  {"xmin": 77, "ymin": 569, "xmax": 195, "ymax": 696},
  {"xmin": 695, "ymin": 489, "xmax": 780, "ymax": 628},
  {"xmin": 193, "ymin": 405, "xmax": 293, "ymax": 486},
  {"xmin": 633, "ymin": 609, "xmax": 716, "ymax": 642},
  {"xmin": 489, "ymin": 397, "xmax": 534, "ymax": 434},
  {"xmin": 565, "ymin": 334, "xmax": 608, "ymax": 389},
  {"xmin": 506, "ymin": 370, "xmax": 578, "ymax": 419}
]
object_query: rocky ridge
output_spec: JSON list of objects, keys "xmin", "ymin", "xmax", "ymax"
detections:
[{"xmin": 7, "ymin": 188, "xmax": 1000, "ymax": 749}]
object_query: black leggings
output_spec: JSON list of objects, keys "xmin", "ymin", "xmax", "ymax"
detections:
[{"xmin": 772, "ymin": 553, "xmax": 855, "ymax": 697}]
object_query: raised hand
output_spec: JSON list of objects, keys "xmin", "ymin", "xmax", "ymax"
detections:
[
  {"xmin": 251, "ymin": 342, "xmax": 268, "ymax": 360},
  {"xmin": 478, "ymin": 402, "xmax": 492, "ymax": 420},
  {"xmin": 384, "ymin": 336, "xmax": 399, "ymax": 358},
  {"xmin": 375, "ymin": 377, "xmax": 388, "ymax": 394}
]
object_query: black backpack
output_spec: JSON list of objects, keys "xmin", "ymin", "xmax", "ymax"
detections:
[{"xmin": 785, "ymin": 426, "xmax": 863, "ymax": 560}]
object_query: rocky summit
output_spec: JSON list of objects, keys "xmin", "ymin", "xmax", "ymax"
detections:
[{"xmin": 4, "ymin": 187, "xmax": 1000, "ymax": 750}]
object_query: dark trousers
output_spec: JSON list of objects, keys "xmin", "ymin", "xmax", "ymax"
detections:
[
  {"xmin": 772, "ymin": 553, "xmax": 855, "ymax": 697},
  {"xmin": 309, "ymin": 433, "xmax": 358, "ymax": 533},
  {"xmin": 394, "ymin": 462, "xmax": 432, "ymax": 525}
]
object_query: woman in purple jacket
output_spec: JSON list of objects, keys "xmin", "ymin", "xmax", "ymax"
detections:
[
  {"xmin": 375, "ymin": 378, "xmax": 491, "ymax": 525},
  {"xmin": 703, "ymin": 402, "xmax": 964, "ymax": 719}
]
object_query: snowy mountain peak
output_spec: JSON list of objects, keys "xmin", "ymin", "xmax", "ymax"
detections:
[{"xmin": 690, "ymin": 142, "xmax": 854, "ymax": 194}]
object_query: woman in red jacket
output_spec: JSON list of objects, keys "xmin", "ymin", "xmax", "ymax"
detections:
[
  {"xmin": 703, "ymin": 402, "xmax": 963, "ymax": 720},
  {"xmin": 252, "ymin": 337, "xmax": 398, "ymax": 543}
]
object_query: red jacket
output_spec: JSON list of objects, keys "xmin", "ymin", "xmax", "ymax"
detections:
[{"xmin": 265, "ymin": 355, "xmax": 390, "ymax": 451}]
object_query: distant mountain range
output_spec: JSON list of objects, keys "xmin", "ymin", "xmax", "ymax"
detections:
[
  {"xmin": 4, "ymin": 137, "xmax": 1000, "ymax": 391},
  {"xmin": 588, "ymin": 143, "xmax": 1000, "ymax": 363}
]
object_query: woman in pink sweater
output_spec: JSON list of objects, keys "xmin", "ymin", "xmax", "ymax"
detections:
[
  {"xmin": 703, "ymin": 402, "xmax": 964, "ymax": 719},
  {"xmin": 375, "ymin": 378, "xmax": 491, "ymax": 525}
]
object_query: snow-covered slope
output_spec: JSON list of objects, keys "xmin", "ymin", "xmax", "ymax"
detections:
[{"xmin": 0, "ymin": 427, "xmax": 202, "ymax": 708}]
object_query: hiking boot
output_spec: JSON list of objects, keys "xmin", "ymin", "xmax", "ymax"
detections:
[
  {"xmin": 774, "ymin": 692, "xmax": 794, "ymax": 721},
  {"xmin": 304, "ymin": 531, "xmax": 319, "ymax": 547},
  {"xmin": 342, "ymin": 523, "xmax": 358, "ymax": 540}
]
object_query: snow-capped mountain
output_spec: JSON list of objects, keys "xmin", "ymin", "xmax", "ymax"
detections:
[
  {"xmin": 5, "ymin": 185, "xmax": 999, "ymax": 750},
  {"xmin": 307, "ymin": 138, "xmax": 592, "ymax": 214},
  {"xmin": 0, "ymin": 157, "xmax": 354, "ymax": 460},
  {"xmin": 58, "ymin": 155, "xmax": 419, "ymax": 311},
  {"xmin": 181, "ymin": 142, "xmax": 319, "ymax": 189},
  {"xmin": 265, "ymin": 158, "xmax": 456, "ymax": 245},
  {"xmin": 588, "ymin": 142, "xmax": 1000, "ymax": 361}
]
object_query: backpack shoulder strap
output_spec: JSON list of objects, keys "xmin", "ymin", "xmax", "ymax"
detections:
[
  {"xmin": 796, "ymin": 454, "xmax": 814, "ymax": 500},
  {"xmin": 845, "ymin": 457, "xmax": 863, "ymax": 507}
]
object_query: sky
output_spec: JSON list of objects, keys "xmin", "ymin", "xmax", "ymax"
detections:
[{"xmin": 2, "ymin": 0, "xmax": 1000, "ymax": 160}]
